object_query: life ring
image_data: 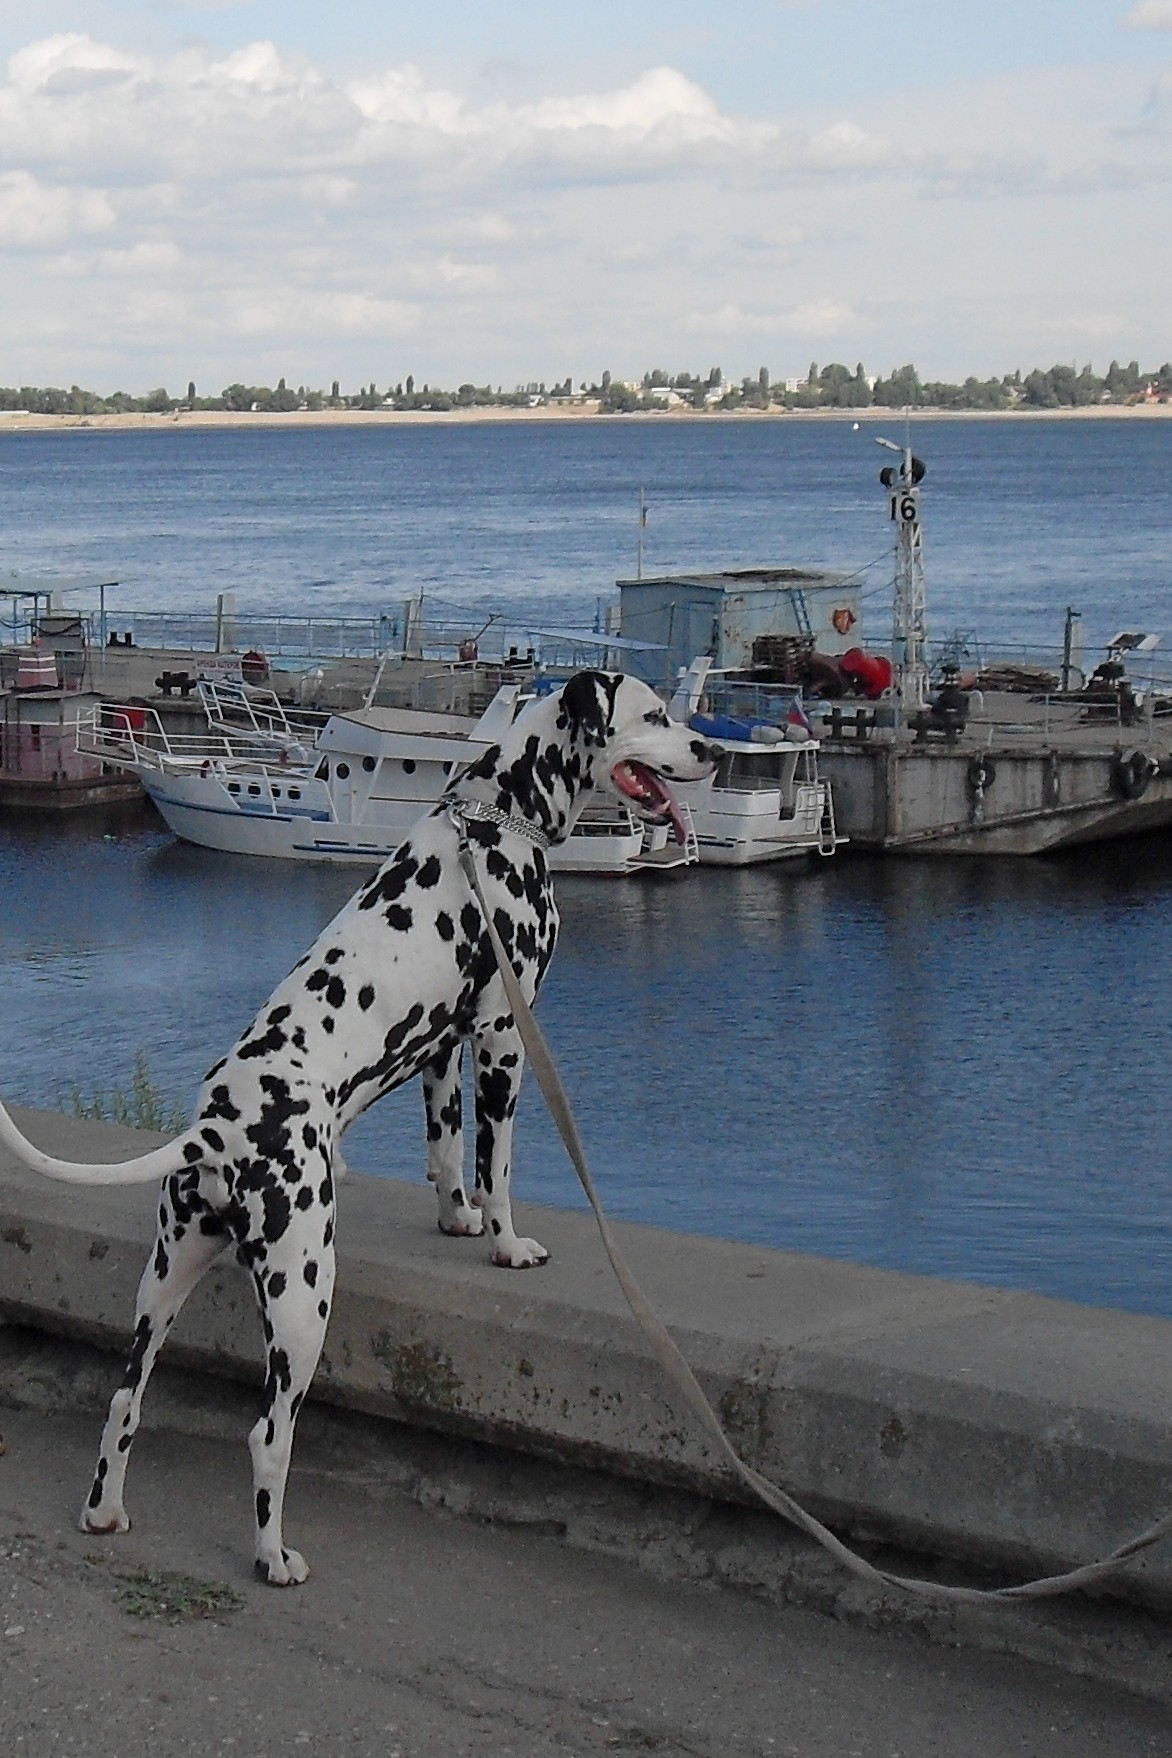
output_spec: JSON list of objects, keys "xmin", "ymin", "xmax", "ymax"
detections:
[
  {"xmin": 966, "ymin": 754, "xmax": 996, "ymax": 794},
  {"xmin": 1113, "ymin": 747, "xmax": 1153, "ymax": 801}
]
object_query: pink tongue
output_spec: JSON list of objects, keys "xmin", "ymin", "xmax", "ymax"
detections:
[
  {"xmin": 620, "ymin": 761, "xmax": 689, "ymax": 844},
  {"xmin": 663, "ymin": 791, "xmax": 689, "ymax": 846}
]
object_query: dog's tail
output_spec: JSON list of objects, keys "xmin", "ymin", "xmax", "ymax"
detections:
[{"xmin": 0, "ymin": 1097, "xmax": 195, "ymax": 1186}]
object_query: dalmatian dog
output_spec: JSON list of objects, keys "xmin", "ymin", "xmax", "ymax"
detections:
[{"xmin": 0, "ymin": 670, "xmax": 718, "ymax": 1587}]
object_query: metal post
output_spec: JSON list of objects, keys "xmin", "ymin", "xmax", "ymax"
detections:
[
  {"xmin": 876, "ymin": 438, "xmax": 929, "ymax": 719},
  {"xmin": 1060, "ymin": 606, "xmax": 1082, "ymax": 692}
]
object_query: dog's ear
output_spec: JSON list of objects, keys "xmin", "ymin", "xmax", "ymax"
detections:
[{"xmin": 558, "ymin": 670, "xmax": 613, "ymax": 748}]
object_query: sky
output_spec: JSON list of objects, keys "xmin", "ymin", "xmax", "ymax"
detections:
[{"xmin": 0, "ymin": 1, "xmax": 1170, "ymax": 395}]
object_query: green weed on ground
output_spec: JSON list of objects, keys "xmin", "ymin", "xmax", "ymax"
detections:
[{"xmin": 114, "ymin": 1567, "xmax": 244, "ymax": 1623}]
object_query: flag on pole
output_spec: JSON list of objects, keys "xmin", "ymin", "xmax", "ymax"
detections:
[{"xmin": 786, "ymin": 697, "xmax": 812, "ymax": 735}]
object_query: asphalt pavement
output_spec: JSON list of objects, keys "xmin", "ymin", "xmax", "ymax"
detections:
[{"xmin": 1, "ymin": 1354, "xmax": 1169, "ymax": 1758}]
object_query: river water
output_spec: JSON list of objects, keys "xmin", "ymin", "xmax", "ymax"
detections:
[{"xmin": 1, "ymin": 416, "xmax": 1170, "ymax": 1315}]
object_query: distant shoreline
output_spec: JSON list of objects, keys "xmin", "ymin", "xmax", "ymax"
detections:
[{"xmin": 0, "ymin": 403, "xmax": 1169, "ymax": 435}]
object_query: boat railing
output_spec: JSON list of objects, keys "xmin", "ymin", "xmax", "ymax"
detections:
[
  {"xmin": 701, "ymin": 678, "xmax": 807, "ymax": 726},
  {"xmin": 76, "ymin": 702, "xmax": 303, "ymax": 774},
  {"xmin": 196, "ymin": 677, "xmax": 326, "ymax": 747},
  {"xmin": 97, "ymin": 609, "xmax": 537, "ymax": 666}
]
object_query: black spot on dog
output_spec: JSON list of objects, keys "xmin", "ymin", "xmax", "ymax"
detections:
[
  {"xmin": 435, "ymin": 911, "xmax": 455, "ymax": 941},
  {"xmin": 261, "ymin": 1185, "xmax": 292, "ymax": 1244},
  {"xmin": 202, "ymin": 1083, "xmax": 241, "ymax": 1123},
  {"xmin": 256, "ymin": 1488, "xmax": 271, "ymax": 1528},
  {"xmin": 238, "ymin": 1022, "xmax": 289, "ymax": 1060},
  {"xmin": 358, "ymin": 850, "xmax": 418, "ymax": 912},
  {"xmin": 416, "ymin": 854, "xmax": 441, "ymax": 888},
  {"xmin": 358, "ymin": 984, "xmax": 375, "ymax": 1010},
  {"xmin": 265, "ymin": 1348, "xmax": 292, "ymax": 1398}
]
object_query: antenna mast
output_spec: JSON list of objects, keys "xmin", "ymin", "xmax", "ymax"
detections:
[{"xmin": 876, "ymin": 436, "xmax": 929, "ymax": 712}]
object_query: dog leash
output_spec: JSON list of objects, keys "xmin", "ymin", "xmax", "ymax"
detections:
[{"xmin": 451, "ymin": 808, "xmax": 1172, "ymax": 1606}]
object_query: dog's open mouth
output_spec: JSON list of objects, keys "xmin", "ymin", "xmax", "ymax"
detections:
[{"xmin": 610, "ymin": 760, "xmax": 689, "ymax": 844}]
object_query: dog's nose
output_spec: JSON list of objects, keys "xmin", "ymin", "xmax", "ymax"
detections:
[{"xmin": 690, "ymin": 738, "xmax": 723, "ymax": 767}]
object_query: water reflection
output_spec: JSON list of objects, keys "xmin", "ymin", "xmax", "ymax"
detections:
[{"xmin": 2, "ymin": 812, "xmax": 1171, "ymax": 1316}]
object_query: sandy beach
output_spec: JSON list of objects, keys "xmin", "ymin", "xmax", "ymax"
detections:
[{"xmin": 1, "ymin": 402, "xmax": 1170, "ymax": 434}]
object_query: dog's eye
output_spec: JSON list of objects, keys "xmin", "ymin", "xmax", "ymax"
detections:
[{"xmin": 643, "ymin": 709, "xmax": 670, "ymax": 727}]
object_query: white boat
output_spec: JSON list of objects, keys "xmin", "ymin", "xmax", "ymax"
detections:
[
  {"xmin": 77, "ymin": 677, "xmax": 697, "ymax": 877},
  {"xmin": 666, "ymin": 658, "xmax": 842, "ymax": 865}
]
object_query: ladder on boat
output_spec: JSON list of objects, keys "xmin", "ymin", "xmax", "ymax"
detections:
[
  {"xmin": 630, "ymin": 803, "xmax": 699, "ymax": 869},
  {"xmin": 817, "ymin": 782, "xmax": 839, "ymax": 856}
]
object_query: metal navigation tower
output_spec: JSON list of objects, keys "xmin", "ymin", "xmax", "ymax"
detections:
[{"xmin": 876, "ymin": 437, "xmax": 929, "ymax": 712}]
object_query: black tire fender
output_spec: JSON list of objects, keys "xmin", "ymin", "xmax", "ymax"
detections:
[
  {"xmin": 1113, "ymin": 748, "xmax": 1153, "ymax": 801},
  {"xmin": 966, "ymin": 753, "xmax": 996, "ymax": 794}
]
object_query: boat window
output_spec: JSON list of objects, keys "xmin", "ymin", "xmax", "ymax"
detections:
[
  {"xmin": 227, "ymin": 782, "xmax": 240, "ymax": 795},
  {"xmin": 247, "ymin": 784, "xmax": 261, "ymax": 796},
  {"xmin": 362, "ymin": 756, "xmax": 376, "ymax": 773},
  {"xmin": 288, "ymin": 788, "xmax": 301, "ymax": 800},
  {"xmin": 717, "ymin": 750, "xmax": 787, "ymax": 791},
  {"xmin": 336, "ymin": 762, "xmax": 350, "ymax": 779},
  {"xmin": 403, "ymin": 759, "xmax": 416, "ymax": 774}
]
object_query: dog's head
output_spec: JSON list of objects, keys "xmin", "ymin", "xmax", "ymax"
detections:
[
  {"xmin": 557, "ymin": 670, "xmax": 719, "ymax": 843},
  {"xmin": 453, "ymin": 669, "xmax": 718, "ymax": 846}
]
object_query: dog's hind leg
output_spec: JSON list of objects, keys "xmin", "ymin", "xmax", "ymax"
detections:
[
  {"xmin": 247, "ymin": 1235, "xmax": 336, "ymax": 1586},
  {"xmin": 82, "ymin": 1175, "xmax": 228, "ymax": 1536},
  {"xmin": 423, "ymin": 1044, "xmax": 483, "ymax": 1238},
  {"xmin": 471, "ymin": 1021, "xmax": 548, "ymax": 1269}
]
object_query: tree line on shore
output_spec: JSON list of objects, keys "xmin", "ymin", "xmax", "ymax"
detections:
[{"xmin": 1, "ymin": 358, "xmax": 1169, "ymax": 417}]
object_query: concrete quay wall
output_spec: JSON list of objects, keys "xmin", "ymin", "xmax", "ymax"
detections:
[{"xmin": 2, "ymin": 1106, "xmax": 1171, "ymax": 1609}]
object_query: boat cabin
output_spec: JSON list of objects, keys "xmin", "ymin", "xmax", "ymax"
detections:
[{"xmin": 615, "ymin": 568, "xmax": 861, "ymax": 690}]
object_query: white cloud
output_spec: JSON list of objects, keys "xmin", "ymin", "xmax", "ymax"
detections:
[
  {"xmin": 0, "ymin": 31, "xmax": 1167, "ymax": 387},
  {"xmin": 686, "ymin": 299, "xmax": 860, "ymax": 338},
  {"xmin": 7, "ymin": 33, "xmax": 145, "ymax": 97},
  {"xmin": 523, "ymin": 66, "xmax": 726, "ymax": 137},
  {"xmin": 0, "ymin": 169, "xmax": 114, "ymax": 245},
  {"xmin": 223, "ymin": 287, "xmax": 422, "ymax": 340},
  {"xmin": 1121, "ymin": 2, "xmax": 1172, "ymax": 28}
]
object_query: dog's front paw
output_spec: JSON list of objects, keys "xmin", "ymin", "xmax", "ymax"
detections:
[
  {"xmin": 491, "ymin": 1236, "xmax": 549, "ymax": 1269},
  {"xmin": 257, "ymin": 1547, "xmax": 309, "ymax": 1587},
  {"xmin": 438, "ymin": 1213, "xmax": 485, "ymax": 1238}
]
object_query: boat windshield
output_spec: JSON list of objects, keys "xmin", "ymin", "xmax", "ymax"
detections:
[{"xmin": 715, "ymin": 749, "xmax": 797, "ymax": 792}]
